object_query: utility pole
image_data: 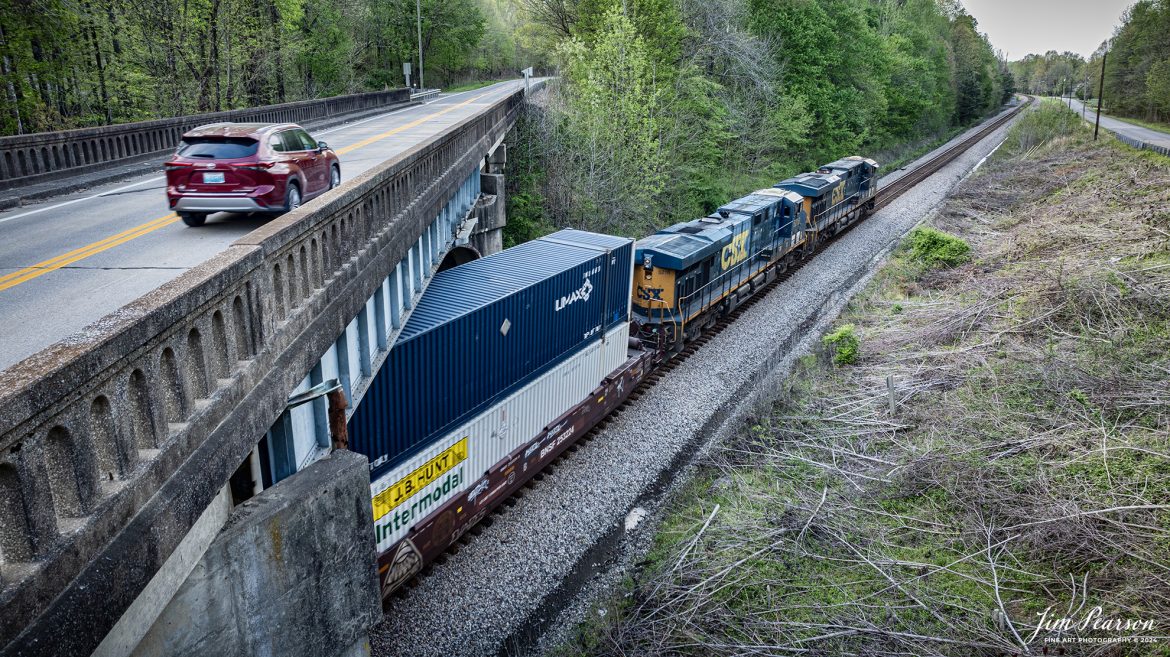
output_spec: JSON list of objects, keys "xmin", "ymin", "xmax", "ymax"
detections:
[
  {"xmin": 416, "ymin": 0, "xmax": 424, "ymax": 89},
  {"xmin": 1094, "ymin": 51, "xmax": 1107, "ymax": 140}
]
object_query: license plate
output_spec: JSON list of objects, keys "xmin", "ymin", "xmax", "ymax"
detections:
[{"xmin": 203, "ymin": 172, "xmax": 225, "ymax": 184}]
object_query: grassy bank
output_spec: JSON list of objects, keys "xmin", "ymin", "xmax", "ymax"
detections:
[{"xmin": 559, "ymin": 103, "xmax": 1170, "ymax": 656}]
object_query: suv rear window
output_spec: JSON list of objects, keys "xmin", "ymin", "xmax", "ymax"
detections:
[{"xmin": 177, "ymin": 138, "xmax": 259, "ymax": 159}]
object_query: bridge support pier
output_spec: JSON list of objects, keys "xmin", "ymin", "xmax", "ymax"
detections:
[
  {"xmin": 470, "ymin": 172, "xmax": 507, "ymax": 257},
  {"xmin": 124, "ymin": 451, "xmax": 378, "ymax": 657}
]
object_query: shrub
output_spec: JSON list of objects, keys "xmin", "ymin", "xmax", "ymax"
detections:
[
  {"xmin": 823, "ymin": 324, "xmax": 860, "ymax": 365},
  {"xmin": 907, "ymin": 226, "xmax": 970, "ymax": 267},
  {"xmin": 1001, "ymin": 101, "xmax": 1083, "ymax": 154}
]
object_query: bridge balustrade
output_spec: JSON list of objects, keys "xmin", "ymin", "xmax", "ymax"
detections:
[{"xmin": 0, "ymin": 89, "xmax": 412, "ymax": 190}]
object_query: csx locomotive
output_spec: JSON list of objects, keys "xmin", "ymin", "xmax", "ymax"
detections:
[{"xmin": 633, "ymin": 156, "xmax": 879, "ymax": 347}]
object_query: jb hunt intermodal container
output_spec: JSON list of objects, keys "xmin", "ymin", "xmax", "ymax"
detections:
[
  {"xmin": 368, "ymin": 321, "xmax": 631, "ymax": 558},
  {"xmin": 348, "ymin": 229, "xmax": 634, "ymax": 480}
]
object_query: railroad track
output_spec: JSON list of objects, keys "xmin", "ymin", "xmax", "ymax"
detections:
[
  {"xmin": 635, "ymin": 97, "xmax": 1032, "ymax": 381},
  {"xmin": 874, "ymin": 97, "xmax": 1031, "ymax": 210},
  {"xmin": 397, "ymin": 96, "xmax": 1032, "ymax": 593}
]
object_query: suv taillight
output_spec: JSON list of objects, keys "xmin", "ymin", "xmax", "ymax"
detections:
[{"xmin": 231, "ymin": 162, "xmax": 275, "ymax": 171}]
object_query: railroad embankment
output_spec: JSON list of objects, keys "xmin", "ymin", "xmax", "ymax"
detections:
[{"xmin": 558, "ymin": 102, "xmax": 1170, "ymax": 655}]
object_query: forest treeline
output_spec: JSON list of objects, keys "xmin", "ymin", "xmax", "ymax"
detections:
[
  {"xmin": 507, "ymin": 0, "xmax": 1013, "ymax": 241},
  {"xmin": 0, "ymin": 0, "xmax": 1014, "ymax": 241},
  {"xmin": 0, "ymin": 0, "xmax": 537, "ymax": 134},
  {"xmin": 1009, "ymin": 0, "xmax": 1170, "ymax": 122}
]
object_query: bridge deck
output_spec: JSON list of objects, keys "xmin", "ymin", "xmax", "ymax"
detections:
[{"xmin": 0, "ymin": 80, "xmax": 527, "ymax": 371}]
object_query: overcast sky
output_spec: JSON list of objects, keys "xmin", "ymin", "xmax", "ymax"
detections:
[{"xmin": 961, "ymin": 0, "xmax": 1134, "ymax": 59}]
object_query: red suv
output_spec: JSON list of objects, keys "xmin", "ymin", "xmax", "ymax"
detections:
[{"xmin": 165, "ymin": 123, "xmax": 341, "ymax": 227}]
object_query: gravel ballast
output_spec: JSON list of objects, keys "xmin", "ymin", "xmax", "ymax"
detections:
[{"xmin": 369, "ymin": 103, "xmax": 1025, "ymax": 657}]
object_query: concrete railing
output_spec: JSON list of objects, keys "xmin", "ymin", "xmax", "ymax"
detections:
[
  {"xmin": 411, "ymin": 89, "xmax": 441, "ymax": 102},
  {"xmin": 0, "ymin": 80, "xmax": 539, "ymax": 657},
  {"xmin": 0, "ymin": 88, "xmax": 412, "ymax": 190}
]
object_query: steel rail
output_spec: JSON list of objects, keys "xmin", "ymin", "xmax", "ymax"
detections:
[{"xmin": 874, "ymin": 97, "xmax": 1031, "ymax": 211}]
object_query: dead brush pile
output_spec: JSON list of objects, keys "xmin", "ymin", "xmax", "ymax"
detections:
[{"xmin": 567, "ymin": 108, "xmax": 1170, "ymax": 656}]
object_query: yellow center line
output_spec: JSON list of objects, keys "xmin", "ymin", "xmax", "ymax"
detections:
[
  {"xmin": 0, "ymin": 215, "xmax": 181, "ymax": 292},
  {"xmin": 0, "ymin": 213, "xmax": 179, "ymax": 286},
  {"xmin": 336, "ymin": 89, "xmax": 495, "ymax": 155},
  {"xmin": 0, "ymin": 87, "xmax": 502, "ymax": 293}
]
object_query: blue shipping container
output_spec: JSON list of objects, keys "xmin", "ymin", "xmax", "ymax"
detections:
[{"xmin": 349, "ymin": 229, "xmax": 634, "ymax": 478}]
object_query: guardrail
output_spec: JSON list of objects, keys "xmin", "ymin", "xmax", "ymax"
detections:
[
  {"xmin": 0, "ymin": 79, "xmax": 541, "ymax": 657},
  {"xmin": 411, "ymin": 89, "xmax": 441, "ymax": 102},
  {"xmin": 1111, "ymin": 132, "xmax": 1170, "ymax": 157},
  {"xmin": 0, "ymin": 88, "xmax": 413, "ymax": 191}
]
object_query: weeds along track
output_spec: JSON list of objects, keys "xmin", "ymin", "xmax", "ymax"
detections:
[{"xmin": 391, "ymin": 96, "xmax": 1033, "ymax": 598}]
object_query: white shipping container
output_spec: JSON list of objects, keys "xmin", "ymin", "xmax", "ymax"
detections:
[{"xmin": 369, "ymin": 322, "xmax": 631, "ymax": 551}]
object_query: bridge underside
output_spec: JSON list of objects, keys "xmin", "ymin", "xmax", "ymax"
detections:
[
  {"xmin": 266, "ymin": 168, "xmax": 494, "ymax": 479},
  {"xmin": 439, "ymin": 245, "xmax": 480, "ymax": 272}
]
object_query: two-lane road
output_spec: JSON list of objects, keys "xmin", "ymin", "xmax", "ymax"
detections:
[
  {"xmin": 1067, "ymin": 98, "xmax": 1170, "ymax": 149},
  {"xmin": 0, "ymin": 80, "xmax": 529, "ymax": 371}
]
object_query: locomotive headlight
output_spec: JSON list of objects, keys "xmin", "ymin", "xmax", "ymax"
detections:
[{"xmin": 642, "ymin": 254, "xmax": 653, "ymax": 271}]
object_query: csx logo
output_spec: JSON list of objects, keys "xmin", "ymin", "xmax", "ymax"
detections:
[
  {"xmin": 721, "ymin": 231, "xmax": 749, "ymax": 270},
  {"xmin": 637, "ymin": 286, "xmax": 664, "ymax": 301},
  {"xmin": 831, "ymin": 184, "xmax": 844, "ymax": 207}
]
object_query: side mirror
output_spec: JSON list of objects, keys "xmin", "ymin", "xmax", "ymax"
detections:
[{"xmin": 317, "ymin": 141, "xmax": 329, "ymax": 151}]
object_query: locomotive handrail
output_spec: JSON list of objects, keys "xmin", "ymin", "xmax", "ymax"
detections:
[
  {"xmin": 808, "ymin": 186, "xmax": 872, "ymax": 229},
  {"xmin": 674, "ymin": 182, "xmax": 878, "ymax": 336},
  {"xmin": 676, "ymin": 214, "xmax": 801, "ymax": 323}
]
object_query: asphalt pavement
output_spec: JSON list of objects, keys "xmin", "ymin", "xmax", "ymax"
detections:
[
  {"xmin": 1066, "ymin": 98, "xmax": 1170, "ymax": 148},
  {"xmin": 0, "ymin": 80, "xmax": 528, "ymax": 371}
]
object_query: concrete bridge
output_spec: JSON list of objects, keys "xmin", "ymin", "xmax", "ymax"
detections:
[{"xmin": 0, "ymin": 79, "xmax": 541, "ymax": 656}]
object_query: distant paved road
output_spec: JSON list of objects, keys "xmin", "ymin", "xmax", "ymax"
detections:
[
  {"xmin": 1067, "ymin": 98, "xmax": 1170, "ymax": 149},
  {"xmin": 0, "ymin": 80, "xmax": 531, "ymax": 371}
]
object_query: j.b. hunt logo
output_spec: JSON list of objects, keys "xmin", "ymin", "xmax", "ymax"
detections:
[
  {"xmin": 555, "ymin": 277, "xmax": 593, "ymax": 312},
  {"xmin": 374, "ymin": 467, "xmax": 464, "ymax": 546}
]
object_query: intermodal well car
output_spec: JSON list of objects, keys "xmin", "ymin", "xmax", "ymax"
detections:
[
  {"xmin": 335, "ymin": 156, "xmax": 880, "ymax": 598},
  {"xmin": 165, "ymin": 122, "xmax": 340, "ymax": 227}
]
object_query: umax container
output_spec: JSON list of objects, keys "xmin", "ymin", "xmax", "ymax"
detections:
[{"xmin": 348, "ymin": 229, "xmax": 634, "ymax": 479}]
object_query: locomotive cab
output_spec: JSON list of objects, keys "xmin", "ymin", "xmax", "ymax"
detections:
[{"xmin": 820, "ymin": 155, "xmax": 880, "ymax": 200}]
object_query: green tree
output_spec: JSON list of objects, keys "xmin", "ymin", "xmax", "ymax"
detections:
[
  {"xmin": 552, "ymin": 6, "xmax": 666, "ymax": 234},
  {"xmin": 1148, "ymin": 59, "xmax": 1170, "ymax": 116},
  {"xmin": 0, "ymin": 0, "xmax": 498, "ymax": 135},
  {"xmin": 509, "ymin": 0, "xmax": 1013, "ymax": 245},
  {"xmin": 1102, "ymin": 0, "xmax": 1170, "ymax": 120}
]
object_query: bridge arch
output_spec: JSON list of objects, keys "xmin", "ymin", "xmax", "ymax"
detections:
[{"xmin": 438, "ymin": 245, "xmax": 480, "ymax": 272}]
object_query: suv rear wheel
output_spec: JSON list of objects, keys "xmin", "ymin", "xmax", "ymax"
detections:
[
  {"xmin": 285, "ymin": 182, "xmax": 301, "ymax": 213},
  {"xmin": 180, "ymin": 212, "xmax": 207, "ymax": 227}
]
